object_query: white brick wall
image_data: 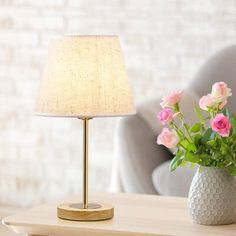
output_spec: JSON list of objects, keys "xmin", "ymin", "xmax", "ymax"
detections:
[{"xmin": 0, "ymin": 0, "xmax": 236, "ymax": 207}]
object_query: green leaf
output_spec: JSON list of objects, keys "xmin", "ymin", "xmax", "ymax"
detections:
[
  {"xmin": 210, "ymin": 132, "xmax": 216, "ymax": 140},
  {"xmin": 180, "ymin": 139, "xmax": 189, "ymax": 149},
  {"xmin": 206, "ymin": 140, "xmax": 216, "ymax": 146},
  {"xmin": 190, "ymin": 123, "xmax": 202, "ymax": 133},
  {"xmin": 199, "ymin": 153, "xmax": 212, "ymax": 160},
  {"xmin": 201, "ymin": 128, "xmax": 213, "ymax": 144},
  {"xmin": 227, "ymin": 165, "xmax": 236, "ymax": 176},
  {"xmin": 185, "ymin": 152, "xmax": 200, "ymax": 164},
  {"xmin": 230, "ymin": 115, "xmax": 236, "ymax": 127},
  {"xmin": 212, "ymin": 151, "xmax": 222, "ymax": 160},
  {"xmin": 185, "ymin": 152, "xmax": 213, "ymax": 166},
  {"xmin": 193, "ymin": 134, "xmax": 202, "ymax": 145},
  {"xmin": 222, "ymin": 108, "xmax": 230, "ymax": 118},
  {"xmin": 186, "ymin": 143, "xmax": 197, "ymax": 152},
  {"xmin": 169, "ymin": 151, "xmax": 184, "ymax": 172},
  {"xmin": 220, "ymin": 143, "xmax": 228, "ymax": 155},
  {"xmin": 194, "ymin": 106, "xmax": 204, "ymax": 122},
  {"xmin": 173, "ymin": 104, "xmax": 180, "ymax": 113}
]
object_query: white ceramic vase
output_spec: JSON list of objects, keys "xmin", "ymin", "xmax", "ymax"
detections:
[{"xmin": 188, "ymin": 167, "xmax": 236, "ymax": 225}]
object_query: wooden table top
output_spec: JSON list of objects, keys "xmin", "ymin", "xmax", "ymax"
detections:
[{"xmin": 2, "ymin": 192, "xmax": 236, "ymax": 236}]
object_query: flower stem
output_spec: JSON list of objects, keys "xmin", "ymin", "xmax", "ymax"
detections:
[
  {"xmin": 179, "ymin": 113, "xmax": 193, "ymax": 142},
  {"xmin": 171, "ymin": 122, "xmax": 191, "ymax": 144}
]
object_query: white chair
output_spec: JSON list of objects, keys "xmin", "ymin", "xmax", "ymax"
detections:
[{"xmin": 112, "ymin": 44, "xmax": 236, "ymax": 196}]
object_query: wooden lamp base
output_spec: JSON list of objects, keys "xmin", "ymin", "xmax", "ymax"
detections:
[{"xmin": 57, "ymin": 203, "xmax": 114, "ymax": 221}]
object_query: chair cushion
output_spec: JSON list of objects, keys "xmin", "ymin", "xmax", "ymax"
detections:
[
  {"xmin": 152, "ymin": 160, "xmax": 197, "ymax": 197},
  {"xmin": 117, "ymin": 115, "xmax": 172, "ymax": 194}
]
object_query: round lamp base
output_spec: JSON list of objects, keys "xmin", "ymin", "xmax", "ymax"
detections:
[{"xmin": 57, "ymin": 203, "xmax": 114, "ymax": 221}]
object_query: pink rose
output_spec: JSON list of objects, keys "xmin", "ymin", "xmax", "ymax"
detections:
[
  {"xmin": 199, "ymin": 94, "xmax": 215, "ymax": 111},
  {"xmin": 211, "ymin": 82, "xmax": 232, "ymax": 103},
  {"xmin": 160, "ymin": 90, "xmax": 183, "ymax": 108},
  {"xmin": 210, "ymin": 113, "xmax": 231, "ymax": 137},
  {"xmin": 157, "ymin": 128, "xmax": 179, "ymax": 148},
  {"xmin": 158, "ymin": 108, "xmax": 173, "ymax": 125}
]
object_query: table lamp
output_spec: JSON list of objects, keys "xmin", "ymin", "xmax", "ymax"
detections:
[{"xmin": 35, "ymin": 35, "xmax": 136, "ymax": 221}]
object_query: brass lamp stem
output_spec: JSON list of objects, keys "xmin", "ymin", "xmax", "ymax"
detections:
[
  {"xmin": 57, "ymin": 117, "xmax": 114, "ymax": 221},
  {"xmin": 82, "ymin": 118, "xmax": 90, "ymax": 209}
]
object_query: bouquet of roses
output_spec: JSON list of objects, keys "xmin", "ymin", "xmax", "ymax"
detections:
[{"xmin": 156, "ymin": 82, "xmax": 236, "ymax": 175}]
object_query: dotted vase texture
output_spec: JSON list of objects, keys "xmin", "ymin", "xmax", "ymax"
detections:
[{"xmin": 188, "ymin": 167, "xmax": 236, "ymax": 225}]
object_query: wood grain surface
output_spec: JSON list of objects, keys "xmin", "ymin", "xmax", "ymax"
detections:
[{"xmin": 2, "ymin": 192, "xmax": 236, "ymax": 236}]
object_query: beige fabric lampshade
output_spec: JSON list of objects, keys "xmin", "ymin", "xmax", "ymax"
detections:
[{"xmin": 35, "ymin": 35, "xmax": 136, "ymax": 117}]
